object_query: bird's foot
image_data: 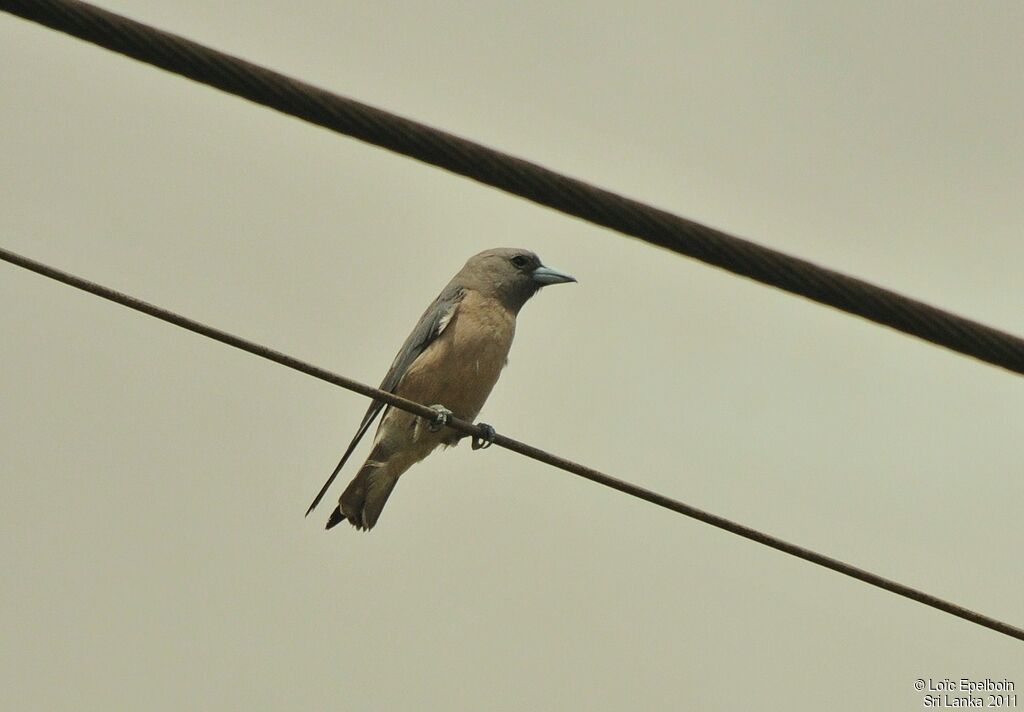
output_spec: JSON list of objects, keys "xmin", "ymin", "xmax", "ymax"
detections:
[
  {"xmin": 427, "ymin": 404, "xmax": 453, "ymax": 432},
  {"xmin": 472, "ymin": 423, "xmax": 496, "ymax": 450}
]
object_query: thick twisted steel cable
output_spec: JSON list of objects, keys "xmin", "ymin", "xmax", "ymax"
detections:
[
  {"xmin": 2, "ymin": 245, "xmax": 1022, "ymax": 642},
  {"xmin": 3, "ymin": 0, "xmax": 1024, "ymax": 375}
]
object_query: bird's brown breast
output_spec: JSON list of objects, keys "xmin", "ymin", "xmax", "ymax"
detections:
[{"xmin": 395, "ymin": 289, "xmax": 516, "ymax": 422}]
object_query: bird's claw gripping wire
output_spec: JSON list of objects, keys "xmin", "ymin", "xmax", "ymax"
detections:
[
  {"xmin": 427, "ymin": 404, "xmax": 453, "ymax": 432},
  {"xmin": 472, "ymin": 423, "xmax": 496, "ymax": 450}
]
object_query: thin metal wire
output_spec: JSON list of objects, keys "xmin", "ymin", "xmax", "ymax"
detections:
[
  {"xmin": 3, "ymin": 245, "xmax": 1021, "ymax": 643},
  {"xmin": 2, "ymin": 0, "xmax": 1024, "ymax": 375}
]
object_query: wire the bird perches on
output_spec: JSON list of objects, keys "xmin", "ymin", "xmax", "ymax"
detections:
[{"xmin": 2, "ymin": 245, "xmax": 1021, "ymax": 643}]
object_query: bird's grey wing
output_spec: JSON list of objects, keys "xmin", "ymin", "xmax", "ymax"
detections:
[{"xmin": 304, "ymin": 285, "xmax": 465, "ymax": 515}]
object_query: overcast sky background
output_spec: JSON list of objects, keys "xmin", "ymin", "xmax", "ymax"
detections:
[{"xmin": 2, "ymin": 2, "xmax": 1022, "ymax": 710}]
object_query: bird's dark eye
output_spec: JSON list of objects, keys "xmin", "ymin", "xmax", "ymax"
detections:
[{"xmin": 511, "ymin": 255, "xmax": 528, "ymax": 268}]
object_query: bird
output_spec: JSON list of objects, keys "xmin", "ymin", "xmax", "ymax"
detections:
[{"xmin": 305, "ymin": 247, "xmax": 576, "ymax": 531}]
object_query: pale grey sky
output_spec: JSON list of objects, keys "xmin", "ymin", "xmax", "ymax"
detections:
[{"xmin": 2, "ymin": 2, "xmax": 1022, "ymax": 710}]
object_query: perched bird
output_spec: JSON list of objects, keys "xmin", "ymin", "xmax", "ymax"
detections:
[{"xmin": 305, "ymin": 247, "xmax": 576, "ymax": 531}]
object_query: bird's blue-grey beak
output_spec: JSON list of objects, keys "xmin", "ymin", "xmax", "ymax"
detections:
[{"xmin": 531, "ymin": 264, "xmax": 577, "ymax": 285}]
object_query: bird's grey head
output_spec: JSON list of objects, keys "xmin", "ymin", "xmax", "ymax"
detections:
[{"xmin": 457, "ymin": 248, "xmax": 576, "ymax": 312}]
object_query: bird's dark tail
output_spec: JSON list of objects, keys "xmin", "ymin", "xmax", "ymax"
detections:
[
  {"xmin": 325, "ymin": 506, "xmax": 346, "ymax": 530},
  {"xmin": 327, "ymin": 461, "xmax": 400, "ymax": 531}
]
